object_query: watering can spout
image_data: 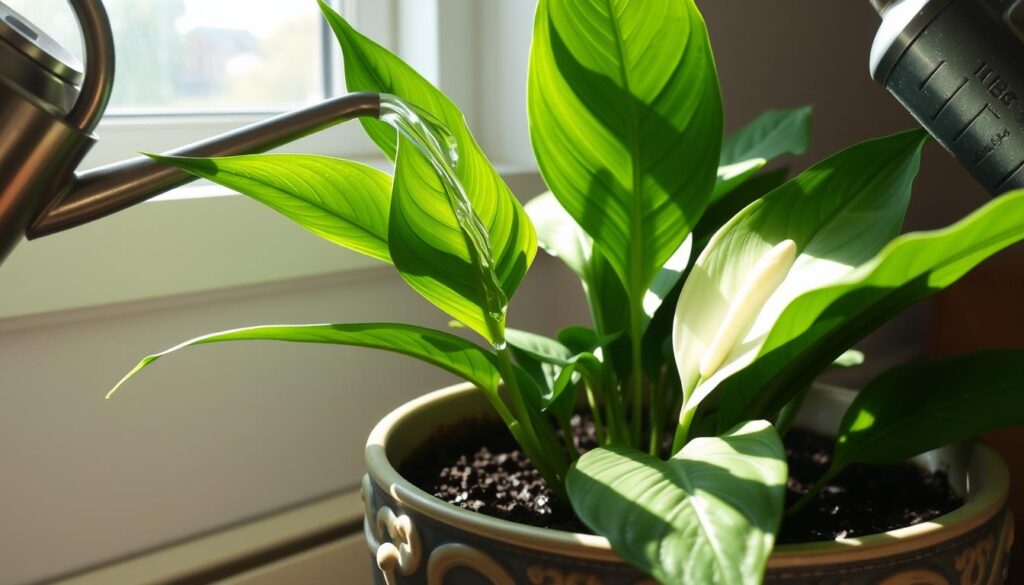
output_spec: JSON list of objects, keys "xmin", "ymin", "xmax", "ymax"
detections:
[
  {"xmin": 0, "ymin": 0, "xmax": 382, "ymax": 267},
  {"xmin": 27, "ymin": 92, "xmax": 383, "ymax": 239}
]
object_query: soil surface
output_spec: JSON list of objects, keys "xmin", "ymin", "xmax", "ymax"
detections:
[{"xmin": 399, "ymin": 416, "xmax": 963, "ymax": 542}]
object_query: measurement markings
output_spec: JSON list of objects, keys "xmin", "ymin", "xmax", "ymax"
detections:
[
  {"xmin": 933, "ymin": 77, "xmax": 970, "ymax": 121},
  {"xmin": 996, "ymin": 158, "xmax": 1024, "ymax": 189},
  {"xmin": 920, "ymin": 60, "xmax": 946, "ymax": 90},
  {"xmin": 955, "ymin": 104, "xmax": 1000, "ymax": 142}
]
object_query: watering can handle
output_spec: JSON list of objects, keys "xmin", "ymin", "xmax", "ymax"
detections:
[{"xmin": 66, "ymin": 0, "xmax": 115, "ymax": 133}]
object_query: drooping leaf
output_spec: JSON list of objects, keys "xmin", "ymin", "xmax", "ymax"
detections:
[
  {"xmin": 150, "ymin": 154, "xmax": 392, "ymax": 263},
  {"xmin": 715, "ymin": 190, "xmax": 1024, "ymax": 431},
  {"xmin": 832, "ymin": 350, "xmax": 1024, "ymax": 469},
  {"xmin": 673, "ymin": 130, "xmax": 927, "ymax": 426},
  {"xmin": 568, "ymin": 420, "xmax": 787, "ymax": 584},
  {"xmin": 322, "ymin": 2, "xmax": 536, "ymax": 338},
  {"xmin": 107, "ymin": 323, "xmax": 500, "ymax": 400},
  {"xmin": 528, "ymin": 0, "xmax": 723, "ymax": 303}
]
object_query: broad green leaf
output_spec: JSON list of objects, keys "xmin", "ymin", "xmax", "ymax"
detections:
[
  {"xmin": 833, "ymin": 350, "xmax": 1024, "ymax": 469},
  {"xmin": 322, "ymin": 2, "xmax": 536, "ymax": 337},
  {"xmin": 713, "ymin": 106, "xmax": 812, "ymax": 201},
  {"xmin": 108, "ymin": 323, "xmax": 500, "ymax": 400},
  {"xmin": 150, "ymin": 154, "xmax": 392, "ymax": 263},
  {"xmin": 673, "ymin": 130, "xmax": 927, "ymax": 423},
  {"xmin": 528, "ymin": 0, "xmax": 723, "ymax": 302},
  {"xmin": 715, "ymin": 190, "xmax": 1024, "ymax": 431},
  {"xmin": 389, "ymin": 135, "xmax": 523, "ymax": 342},
  {"xmin": 568, "ymin": 420, "xmax": 786, "ymax": 584}
]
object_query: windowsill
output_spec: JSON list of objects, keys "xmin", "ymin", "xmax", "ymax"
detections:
[{"xmin": 0, "ymin": 164, "xmax": 542, "ymax": 328}]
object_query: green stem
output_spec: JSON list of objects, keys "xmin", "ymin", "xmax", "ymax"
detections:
[
  {"xmin": 648, "ymin": 366, "xmax": 668, "ymax": 457},
  {"xmin": 785, "ymin": 465, "xmax": 841, "ymax": 518},
  {"xmin": 495, "ymin": 347, "xmax": 566, "ymax": 489},
  {"xmin": 555, "ymin": 415, "xmax": 580, "ymax": 463},
  {"xmin": 671, "ymin": 375, "xmax": 702, "ymax": 455},
  {"xmin": 585, "ymin": 384, "xmax": 607, "ymax": 445},
  {"xmin": 671, "ymin": 406, "xmax": 694, "ymax": 455},
  {"xmin": 775, "ymin": 384, "xmax": 811, "ymax": 437},
  {"xmin": 628, "ymin": 305, "xmax": 644, "ymax": 448}
]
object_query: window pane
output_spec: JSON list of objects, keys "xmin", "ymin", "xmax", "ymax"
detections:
[{"xmin": 6, "ymin": 0, "xmax": 325, "ymax": 113}]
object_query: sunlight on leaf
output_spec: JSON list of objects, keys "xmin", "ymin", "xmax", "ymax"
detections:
[{"xmin": 568, "ymin": 420, "xmax": 786, "ymax": 584}]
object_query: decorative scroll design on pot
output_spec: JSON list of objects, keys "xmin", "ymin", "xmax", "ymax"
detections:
[
  {"xmin": 956, "ymin": 534, "xmax": 995, "ymax": 585},
  {"xmin": 985, "ymin": 510, "xmax": 1015, "ymax": 585},
  {"xmin": 427, "ymin": 543, "xmax": 516, "ymax": 585},
  {"xmin": 362, "ymin": 475, "xmax": 422, "ymax": 585}
]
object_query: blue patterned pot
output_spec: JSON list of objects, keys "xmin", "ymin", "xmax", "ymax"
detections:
[{"xmin": 363, "ymin": 383, "xmax": 1013, "ymax": 584}]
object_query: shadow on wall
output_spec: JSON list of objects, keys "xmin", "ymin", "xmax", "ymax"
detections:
[{"xmin": 701, "ymin": 0, "xmax": 989, "ymax": 228}]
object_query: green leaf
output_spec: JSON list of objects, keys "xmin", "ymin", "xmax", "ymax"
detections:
[
  {"xmin": 150, "ymin": 154, "xmax": 392, "ymax": 263},
  {"xmin": 108, "ymin": 323, "xmax": 501, "ymax": 400},
  {"xmin": 715, "ymin": 190, "xmax": 1024, "ymax": 431},
  {"xmin": 528, "ymin": 0, "xmax": 723, "ymax": 302},
  {"xmin": 557, "ymin": 326, "xmax": 622, "ymax": 355},
  {"xmin": 506, "ymin": 329, "xmax": 574, "ymax": 366},
  {"xmin": 506, "ymin": 328, "xmax": 575, "ymax": 407},
  {"xmin": 567, "ymin": 420, "xmax": 786, "ymax": 584},
  {"xmin": 389, "ymin": 135, "xmax": 526, "ymax": 343},
  {"xmin": 713, "ymin": 106, "xmax": 812, "ymax": 200},
  {"xmin": 673, "ymin": 130, "xmax": 927, "ymax": 425},
  {"xmin": 322, "ymin": 3, "xmax": 536, "ymax": 340},
  {"xmin": 833, "ymin": 350, "xmax": 1024, "ymax": 469}
]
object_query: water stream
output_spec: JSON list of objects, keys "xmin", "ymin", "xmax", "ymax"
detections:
[{"xmin": 378, "ymin": 94, "xmax": 509, "ymax": 347}]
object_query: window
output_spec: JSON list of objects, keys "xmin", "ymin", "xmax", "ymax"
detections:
[{"xmin": 5, "ymin": 0, "xmax": 394, "ymax": 165}]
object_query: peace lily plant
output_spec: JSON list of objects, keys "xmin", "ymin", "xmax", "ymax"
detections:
[{"xmin": 110, "ymin": 1, "xmax": 1024, "ymax": 583}]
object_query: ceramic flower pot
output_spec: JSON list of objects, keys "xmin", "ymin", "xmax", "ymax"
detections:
[{"xmin": 363, "ymin": 383, "xmax": 1013, "ymax": 584}]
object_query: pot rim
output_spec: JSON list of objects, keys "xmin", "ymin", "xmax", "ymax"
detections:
[{"xmin": 366, "ymin": 382, "xmax": 1010, "ymax": 567}]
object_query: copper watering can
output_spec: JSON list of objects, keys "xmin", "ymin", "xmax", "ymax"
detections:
[{"xmin": 0, "ymin": 0, "xmax": 381, "ymax": 266}]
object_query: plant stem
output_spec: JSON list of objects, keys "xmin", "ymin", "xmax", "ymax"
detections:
[
  {"xmin": 648, "ymin": 366, "xmax": 668, "ymax": 457},
  {"xmin": 775, "ymin": 384, "xmax": 811, "ymax": 437},
  {"xmin": 555, "ymin": 415, "xmax": 580, "ymax": 463},
  {"xmin": 495, "ymin": 346, "xmax": 567, "ymax": 490},
  {"xmin": 629, "ymin": 304, "xmax": 644, "ymax": 448},
  {"xmin": 671, "ymin": 376, "xmax": 701, "ymax": 455},
  {"xmin": 785, "ymin": 465, "xmax": 841, "ymax": 518},
  {"xmin": 585, "ymin": 384, "xmax": 607, "ymax": 445},
  {"xmin": 671, "ymin": 406, "xmax": 694, "ymax": 455}
]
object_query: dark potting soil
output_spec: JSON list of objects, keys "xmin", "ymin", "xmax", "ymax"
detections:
[{"xmin": 399, "ymin": 416, "xmax": 963, "ymax": 543}]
